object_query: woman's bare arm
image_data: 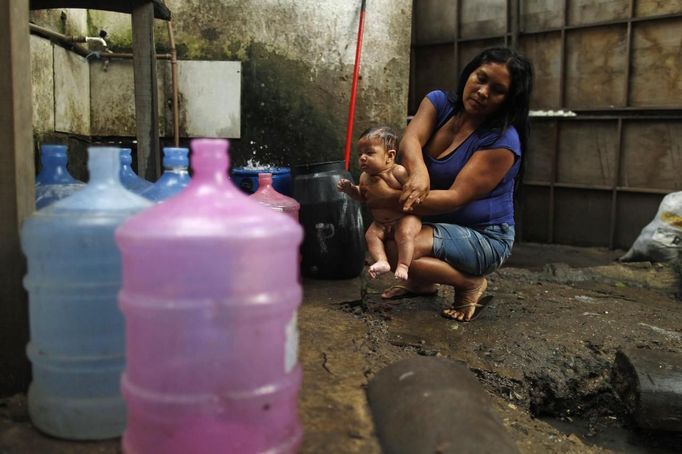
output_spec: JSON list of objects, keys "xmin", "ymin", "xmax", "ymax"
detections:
[
  {"xmin": 399, "ymin": 97, "xmax": 438, "ymax": 210},
  {"xmin": 405, "ymin": 148, "xmax": 515, "ymax": 215}
]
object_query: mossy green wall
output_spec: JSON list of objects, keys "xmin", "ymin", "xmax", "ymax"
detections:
[{"xmin": 93, "ymin": 0, "xmax": 412, "ymax": 174}]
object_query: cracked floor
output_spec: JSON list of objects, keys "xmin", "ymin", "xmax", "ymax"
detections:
[{"xmin": 1, "ymin": 242, "xmax": 681, "ymax": 453}]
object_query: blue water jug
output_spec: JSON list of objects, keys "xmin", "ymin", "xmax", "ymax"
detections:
[
  {"xmin": 141, "ymin": 147, "xmax": 191, "ymax": 202},
  {"xmin": 35, "ymin": 144, "xmax": 85, "ymax": 209},
  {"xmin": 20, "ymin": 147, "xmax": 153, "ymax": 440},
  {"xmin": 119, "ymin": 148, "xmax": 152, "ymax": 193}
]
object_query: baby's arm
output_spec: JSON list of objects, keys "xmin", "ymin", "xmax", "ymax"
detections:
[
  {"xmin": 391, "ymin": 165, "xmax": 410, "ymax": 188},
  {"xmin": 337, "ymin": 178, "xmax": 364, "ymax": 201}
]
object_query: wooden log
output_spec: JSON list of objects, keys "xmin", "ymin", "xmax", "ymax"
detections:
[
  {"xmin": 132, "ymin": 2, "xmax": 160, "ymax": 181},
  {"xmin": 366, "ymin": 356, "xmax": 518, "ymax": 454},
  {"xmin": 0, "ymin": 0, "xmax": 34, "ymax": 394},
  {"xmin": 612, "ymin": 349, "xmax": 682, "ymax": 432},
  {"xmin": 29, "ymin": 0, "xmax": 172, "ymax": 21}
]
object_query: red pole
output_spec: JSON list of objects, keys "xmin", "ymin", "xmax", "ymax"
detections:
[{"xmin": 344, "ymin": 0, "xmax": 367, "ymax": 171}]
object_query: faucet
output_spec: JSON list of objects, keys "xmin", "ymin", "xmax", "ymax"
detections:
[{"xmin": 84, "ymin": 36, "xmax": 108, "ymax": 48}]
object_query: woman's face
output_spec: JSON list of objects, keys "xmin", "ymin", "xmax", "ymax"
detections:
[{"xmin": 462, "ymin": 62, "xmax": 511, "ymax": 118}]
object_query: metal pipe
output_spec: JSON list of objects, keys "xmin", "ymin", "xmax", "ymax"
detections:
[
  {"xmin": 167, "ymin": 20, "xmax": 180, "ymax": 147},
  {"xmin": 29, "ymin": 23, "xmax": 91, "ymax": 58},
  {"xmin": 29, "ymin": 23, "xmax": 172, "ymax": 60}
]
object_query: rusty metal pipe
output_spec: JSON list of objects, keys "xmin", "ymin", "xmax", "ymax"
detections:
[
  {"xmin": 29, "ymin": 23, "xmax": 171, "ymax": 60},
  {"xmin": 167, "ymin": 20, "xmax": 179, "ymax": 147},
  {"xmin": 29, "ymin": 23, "xmax": 91, "ymax": 58}
]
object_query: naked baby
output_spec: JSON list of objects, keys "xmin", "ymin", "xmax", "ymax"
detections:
[{"xmin": 337, "ymin": 126, "xmax": 422, "ymax": 280}]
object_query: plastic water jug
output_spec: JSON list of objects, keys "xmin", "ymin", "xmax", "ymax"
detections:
[
  {"xmin": 141, "ymin": 147, "xmax": 191, "ymax": 202},
  {"xmin": 250, "ymin": 172, "xmax": 300, "ymax": 221},
  {"xmin": 119, "ymin": 148, "xmax": 152, "ymax": 193},
  {"xmin": 232, "ymin": 166, "xmax": 293, "ymax": 196},
  {"xmin": 20, "ymin": 147, "xmax": 153, "ymax": 440},
  {"xmin": 35, "ymin": 144, "xmax": 85, "ymax": 209},
  {"xmin": 294, "ymin": 160, "xmax": 365, "ymax": 279},
  {"xmin": 116, "ymin": 138, "xmax": 304, "ymax": 454}
]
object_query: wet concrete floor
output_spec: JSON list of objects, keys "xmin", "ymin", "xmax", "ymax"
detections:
[{"xmin": 1, "ymin": 242, "xmax": 681, "ymax": 453}]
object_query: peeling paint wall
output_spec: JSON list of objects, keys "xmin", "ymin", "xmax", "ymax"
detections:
[{"xmin": 94, "ymin": 0, "xmax": 413, "ymax": 170}]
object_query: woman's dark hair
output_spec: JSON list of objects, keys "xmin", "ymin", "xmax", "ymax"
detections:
[{"xmin": 448, "ymin": 47, "xmax": 534, "ymax": 202}]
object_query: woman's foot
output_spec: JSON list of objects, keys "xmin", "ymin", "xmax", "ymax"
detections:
[
  {"xmin": 368, "ymin": 261, "xmax": 391, "ymax": 279},
  {"xmin": 441, "ymin": 278, "xmax": 488, "ymax": 321},
  {"xmin": 394, "ymin": 264, "xmax": 409, "ymax": 281},
  {"xmin": 381, "ymin": 281, "xmax": 438, "ymax": 299}
]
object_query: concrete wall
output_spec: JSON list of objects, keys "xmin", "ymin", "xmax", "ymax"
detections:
[{"xmin": 90, "ymin": 0, "xmax": 413, "ymax": 171}]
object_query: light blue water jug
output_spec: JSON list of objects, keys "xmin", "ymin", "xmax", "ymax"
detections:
[
  {"xmin": 35, "ymin": 144, "xmax": 85, "ymax": 209},
  {"xmin": 119, "ymin": 148, "xmax": 152, "ymax": 193},
  {"xmin": 20, "ymin": 147, "xmax": 153, "ymax": 440},
  {"xmin": 141, "ymin": 147, "xmax": 191, "ymax": 202}
]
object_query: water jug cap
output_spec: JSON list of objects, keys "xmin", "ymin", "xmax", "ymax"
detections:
[
  {"xmin": 120, "ymin": 148, "xmax": 133, "ymax": 165},
  {"xmin": 88, "ymin": 147, "xmax": 121, "ymax": 185},
  {"xmin": 41, "ymin": 144, "xmax": 68, "ymax": 164},
  {"xmin": 163, "ymin": 147, "xmax": 189, "ymax": 169},
  {"xmin": 190, "ymin": 139, "xmax": 229, "ymax": 178}
]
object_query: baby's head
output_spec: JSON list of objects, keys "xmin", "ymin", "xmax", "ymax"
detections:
[{"xmin": 357, "ymin": 126, "xmax": 398, "ymax": 174}]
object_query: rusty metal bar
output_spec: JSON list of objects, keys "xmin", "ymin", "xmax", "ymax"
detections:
[
  {"xmin": 547, "ymin": 119, "xmax": 560, "ymax": 243},
  {"xmin": 412, "ymin": 11, "xmax": 682, "ymax": 47},
  {"xmin": 453, "ymin": 0, "xmax": 460, "ymax": 75},
  {"xmin": 509, "ymin": 0, "xmax": 519, "ymax": 49},
  {"xmin": 532, "ymin": 114, "xmax": 682, "ymax": 120},
  {"xmin": 607, "ymin": 0, "xmax": 635, "ymax": 249},
  {"xmin": 524, "ymin": 181, "xmax": 674, "ymax": 195},
  {"xmin": 545, "ymin": 0, "xmax": 569, "ymax": 243},
  {"xmin": 504, "ymin": 0, "xmax": 509, "ymax": 47},
  {"xmin": 608, "ymin": 118, "xmax": 624, "ymax": 249},
  {"xmin": 624, "ymin": 0, "xmax": 635, "ymax": 107}
]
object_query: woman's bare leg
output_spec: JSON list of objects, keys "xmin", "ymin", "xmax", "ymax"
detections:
[
  {"xmin": 409, "ymin": 256, "xmax": 486, "ymax": 321},
  {"xmin": 382, "ymin": 225, "xmax": 487, "ymax": 320},
  {"xmin": 365, "ymin": 221, "xmax": 391, "ymax": 279}
]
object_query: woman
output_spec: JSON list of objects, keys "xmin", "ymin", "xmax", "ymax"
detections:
[{"xmin": 371, "ymin": 47, "xmax": 533, "ymax": 321}]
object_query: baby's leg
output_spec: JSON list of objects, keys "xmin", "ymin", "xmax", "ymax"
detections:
[
  {"xmin": 393, "ymin": 215, "xmax": 422, "ymax": 280},
  {"xmin": 365, "ymin": 221, "xmax": 391, "ymax": 279}
]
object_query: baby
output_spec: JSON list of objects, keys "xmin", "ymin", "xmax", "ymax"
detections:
[{"xmin": 337, "ymin": 126, "xmax": 421, "ymax": 280}]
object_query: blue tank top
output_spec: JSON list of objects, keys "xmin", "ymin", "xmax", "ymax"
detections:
[{"xmin": 422, "ymin": 90, "xmax": 521, "ymax": 227}]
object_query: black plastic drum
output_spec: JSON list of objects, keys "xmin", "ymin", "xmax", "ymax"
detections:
[{"xmin": 294, "ymin": 161, "xmax": 365, "ymax": 279}]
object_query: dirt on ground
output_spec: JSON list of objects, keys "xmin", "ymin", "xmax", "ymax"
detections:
[{"xmin": 1, "ymin": 242, "xmax": 681, "ymax": 453}]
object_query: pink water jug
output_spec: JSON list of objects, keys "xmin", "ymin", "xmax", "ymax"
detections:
[
  {"xmin": 115, "ymin": 139, "xmax": 304, "ymax": 454},
  {"xmin": 250, "ymin": 172, "xmax": 300, "ymax": 221}
]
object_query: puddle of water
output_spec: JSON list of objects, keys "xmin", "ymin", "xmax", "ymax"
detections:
[{"xmin": 543, "ymin": 417, "xmax": 682, "ymax": 453}]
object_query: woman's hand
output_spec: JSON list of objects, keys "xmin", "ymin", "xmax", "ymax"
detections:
[{"xmin": 400, "ymin": 170, "xmax": 430, "ymax": 212}]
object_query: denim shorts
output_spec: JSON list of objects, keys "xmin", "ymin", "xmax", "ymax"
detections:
[{"xmin": 426, "ymin": 222, "xmax": 515, "ymax": 276}]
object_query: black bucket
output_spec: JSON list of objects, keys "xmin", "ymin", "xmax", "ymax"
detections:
[{"xmin": 293, "ymin": 161, "xmax": 365, "ymax": 279}]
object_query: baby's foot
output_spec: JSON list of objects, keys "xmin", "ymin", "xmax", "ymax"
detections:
[
  {"xmin": 394, "ymin": 264, "xmax": 409, "ymax": 281},
  {"xmin": 368, "ymin": 261, "xmax": 391, "ymax": 279}
]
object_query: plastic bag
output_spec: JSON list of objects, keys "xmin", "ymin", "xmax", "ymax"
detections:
[{"xmin": 619, "ymin": 191, "xmax": 682, "ymax": 262}]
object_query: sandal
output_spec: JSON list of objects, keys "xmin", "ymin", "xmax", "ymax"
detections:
[
  {"xmin": 441, "ymin": 295, "xmax": 494, "ymax": 322},
  {"xmin": 441, "ymin": 278, "xmax": 489, "ymax": 322}
]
